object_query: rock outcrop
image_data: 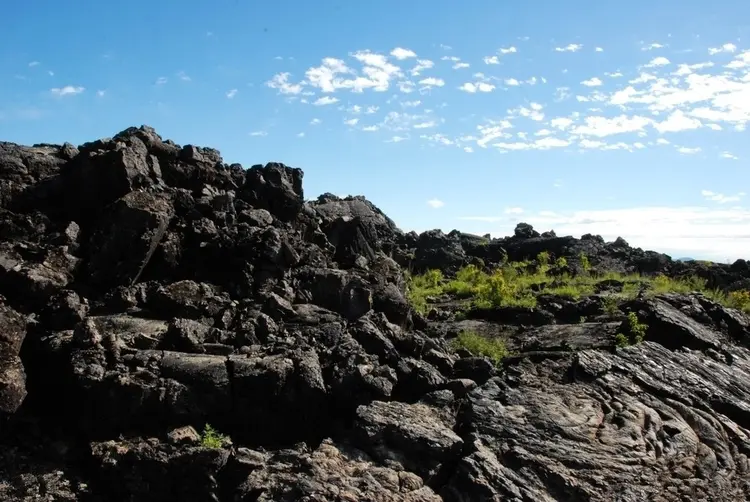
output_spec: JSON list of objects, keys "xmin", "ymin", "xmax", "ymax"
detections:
[{"xmin": 1, "ymin": 126, "xmax": 749, "ymax": 501}]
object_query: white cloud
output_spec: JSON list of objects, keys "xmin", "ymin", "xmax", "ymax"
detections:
[
  {"xmin": 708, "ymin": 43, "xmax": 737, "ymax": 55},
  {"xmin": 484, "ymin": 56, "xmax": 500, "ymax": 65},
  {"xmin": 427, "ymin": 198, "xmax": 445, "ymax": 209},
  {"xmin": 571, "ymin": 115, "xmax": 652, "ymax": 137},
  {"xmin": 249, "ymin": 131, "xmax": 268, "ymax": 137},
  {"xmin": 266, "ymin": 72, "xmax": 303, "ymax": 94},
  {"xmin": 499, "ymin": 46, "xmax": 518, "ymax": 54},
  {"xmin": 535, "ymin": 137, "xmax": 570, "ymax": 149},
  {"xmin": 297, "ymin": 132, "xmax": 305, "ymax": 138},
  {"xmin": 410, "ymin": 59, "xmax": 434, "ymax": 76},
  {"xmin": 390, "ymin": 47, "xmax": 417, "ymax": 60},
  {"xmin": 28, "ymin": 61, "xmax": 40, "ymax": 67},
  {"xmin": 645, "ymin": 56, "xmax": 671, "ymax": 67},
  {"xmin": 313, "ymin": 96, "xmax": 339, "ymax": 106},
  {"xmin": 387, "ymin": 135, "xmax": 408, "ymax": 143},
  {"xmin": 642, "ymin": 43, "xmax": 665, "ymax": 51},
  {"xmin": 461, "ymin": 205, "xmax": 750, "ymax": 260},
  {"xmin": 653, "ymin": 109, "xmax": 702, "ymax": 133},
  {"xmin": 677, "ymin": 146, "xmax": 701, "ymax": 154},
  {"xmin": 463, "ymin": 146, "xmax": 474, "ymax": 153},
  {"xmin": 550, "ymin": 117, "xmax": 574, "ymax": 129},
  {"xmin": 505, "ymin": 207, "xmax": 524, "ymax": 214},
  {"xmin": 418, "ymin": 77, "xmax": 445, "ymax": 87},
  {"xmin": 721, "ymin": 151, "xmax": 738, "ymax": 160},
  {"xmin": 344, "ymin": 118, "xmax": 359, "ymax": 126},
  {"xmin": 579, "ymin": 139, "xmax": 607, "ymax": 149},
  {"xmin": 595, "ymin": 47, "xmax": 604, "ymax": 52},
  {"xmin": 304, "ymin": 52, "xmax": 402, "ymax": 94},
  {"xmin": 673, "ymin": 62, "xmax": 714, "ymax": 76},
  {"xmin": 726, "ymin": 50, "xmax": 750, "ymax": 69},
  {"xmin": 701, "ymin": 189, "xmax": 744, "ymax": 203},
  {"xmin": 513, "ymin": 105, "xmax": 544, "ymax": 121},
  {"xmin": 581, "ymin": 77, "xmax": 603, "ymax": 87},
  {"xmin": 362, "ymin": 125, "xmax": 379, "ymax": 132},
  {"xmin": 366, "ymin": 105, "xmax": 379, "ymax": 114},
  {"xmin": 459, "ymin": 82, "xmax": 495, "ymax": 93},
  {"xmin": 155, "ymin": 77, "xmax": 168, "ymax": 85},
  {"xmin": 605, "ymin": 71, "xmax": 624, "ymax": 78},
  {"xmin": 177, "ymin": 71, "xmax": 191, "ymax": 81},
  {"xmin": 397, "ymin": 81, "xmax": 416, "ymax": 93},
  {"xmin": 476, "ymin": 120, "xmax": 513, "ymax": 148},
  {"xmin": 402, "ymin": 100, "xmax": 421, "ymax": 107},
  {"xmin": 226, "ymin": 89, "xmax": 238, "ymax": 99},
  {"xmin": 96, "ymin": 90, "xmax": 106, "ymax": 97},
  {"xmin": 504, "ymin": 78, "xmax": 520, "ymax": 86},
  {"xmin": 555, "ymin": 44, "xmax": 583, "ymax": 53},
  {"xmin": 453, "ymin": 62, "xmax": 470, "ymax": 69},
  {"xmin": 50, "ymin": 86, "xmax": 85, "ymax": 97},
  {"xmin": 413, "ymin": 121, "xmax": 437, "ymax": 129},
  {"xmin": 310, "ymin": 118, "xmax": 321, "ymax": 125}
]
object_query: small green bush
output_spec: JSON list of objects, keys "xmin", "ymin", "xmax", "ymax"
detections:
[
  {"xmin": 616, "ymin": 312, "xmax": 648, "ymax": 347},
  {"xmin": 200, "ymin": 424, "xmax": 228, "ymax": 449},
  {"xmin": 536, "ymin": 251, "xmax": 551, "ymax": 267},
  {"xmin": 579, "ymin": 252, "xmax": 591, "ymax": 272},
  {"xmin": 614, "ymin": 333, "xmax": 630, "ymax": 348},
  {"xmin": 727, "ymin": 290, "xmax": 750, "ymax": 313},
  {"xmin": 602, "ymin": 296, "xmax": 621, "ymax": 318},
  {"xmin": 451, "ymin": 330, "xmax": 508, "ymax": 365}
]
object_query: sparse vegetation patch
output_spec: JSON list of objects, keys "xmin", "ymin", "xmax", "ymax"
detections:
[
  {"xmin": 451, "ymin": 330, "xmax": 508, "ymax": 365},
  {"xmin": 406, "ymin": 258, "xmax": 750, "ymax": 316}
]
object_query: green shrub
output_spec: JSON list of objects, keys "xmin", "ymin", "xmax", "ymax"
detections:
[
  {"xmin": 616, "ymin": 312, "xmax": 648, "ymax": 347},
  {"xmin": 627, "ymin": 312, "xmax": 648, "ymax": 343},
  {"xmin": 451, "ymin": 330, "xmax": 508, "ymax": 365},
  {"xmin": 614, "ymin": 333, "xmax": 630, "ymax": 348},
  {"xmin": 200, "ymin": 424, "xmax": 228, "ymax": 449},
  {"xmin": 727, "ymin": 290, "xmax": 750, "ymax": 313},
  {"xmin": 602, "ymin": 295, "xmax": 621, "ymax": 317},
  {"xmin": 406, "ymin": 269, "xmax": 445, "ymax": 313},
  {"xmin": 536, "ymin": 251, "xmax": 551, "ymax": 267},
  {"xmin": 579, "ymin": 252, "xmax": 591, "ymax": 272}
]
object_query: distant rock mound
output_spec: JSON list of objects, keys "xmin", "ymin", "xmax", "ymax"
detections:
[{"xmin": 1, "ymin": 126, "xmax": 749, "ymax": 502}]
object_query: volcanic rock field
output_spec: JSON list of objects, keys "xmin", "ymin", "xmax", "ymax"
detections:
[{"xmin": 1, "ymin": 126, "xmax": 750, "ymax": 501}]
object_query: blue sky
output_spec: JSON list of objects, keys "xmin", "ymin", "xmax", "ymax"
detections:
[{"xmin": 1, "ymin": 0, "xmax": 749, "ymax": 261}]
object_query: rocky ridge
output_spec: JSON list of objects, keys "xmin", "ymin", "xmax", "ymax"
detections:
[{"xmin": 0, "ymin": 126, "xmax": 749, "ymax": 501}]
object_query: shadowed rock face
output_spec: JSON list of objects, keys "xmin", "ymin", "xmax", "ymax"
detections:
[{"xmin": 0, "ymin": 125, "xmax": 749, "ymax": 502}]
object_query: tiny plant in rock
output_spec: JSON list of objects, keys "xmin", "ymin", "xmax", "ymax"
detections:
[
  {"xmin": 627, "ymin": 312, "xmax": 648, "ymax": 343},
  {"xmin": 615, "ymin": 312, "xmax": 649, "ymax": 348},
  {"xmin": 602, "ymin": 295, "xmax": 621, "ymax": 318},
  {"xmin": 579, "ymin": 252, "xmax": 591, "ymax": 273},
  {"xmin": 200, "ymin": 423, "xmax": 228, "ymax": 449},
  {"xmin": 451, "ymin": 330, "xmax": 508, "ymax": 366},
  {"xmin": 579, "ymin": 316, "xmax": 587, "ymax": 324},
  {"xmin": 536, "ymin": 251, "xmax": 551, "ymax": 268},
  {"xmin": 614, "ymin": 333, "xmax": 630, "ymax": 348}
]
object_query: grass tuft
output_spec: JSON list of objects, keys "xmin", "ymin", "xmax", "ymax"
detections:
[{"xmin": 451, "ymin": 330, "xmax": 508, "ymax": 365}]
